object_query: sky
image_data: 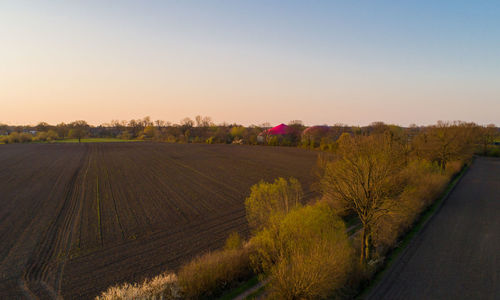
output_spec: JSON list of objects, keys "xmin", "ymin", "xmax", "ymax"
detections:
[{"xmin": 1, "ymin": 1, "xmax": 499, "ymax": 126}]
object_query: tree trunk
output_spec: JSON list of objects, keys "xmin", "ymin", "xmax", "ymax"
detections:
[
  {"xmin": 365, "ymin": 229, "xmax": 371, "ymax": 262},
  {"xmin": 360, "ymin": 225, "xmax": 371, "ymax": 266},
  {"xmin": 360, "ymin": 227, "xmax": 366, "ymax": 265},
  {"xmin": 439, "ymin": 159, "xmax": 446, "ymax": 173}
]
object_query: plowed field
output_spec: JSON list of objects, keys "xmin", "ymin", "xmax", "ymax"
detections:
[{"xmin": 0, "ymin": 143, "xmax": 319, "ymax": 299}]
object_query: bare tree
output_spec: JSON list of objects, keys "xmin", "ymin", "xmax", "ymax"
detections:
[
  {"xmin": 195, "ymin": 115, "xmax": 213, "ymax": 127},
  {"xmin": 479, "ymin": 124, "xmax": 499, "ymax": 155},
  {"xmin": 180, "ymin": 117, "xmax": 194, "ymax": 128},
  {"xmin": 141, "ymin": 116, "xmax": 153, "ymax": 127},
  {"xmin": 69, "ymin": 120, "xmax": 89, "ymax": 143},
  {"xmin": 35, "ymin": 122, "xmax": 50, "ymax": 132},
  {"xmin": 321, "ymin": 134, "xmax": 405, "ymax": 264},
  {"xmin": 154, "ymin": 119, "xmax": 166, "ymax": 128},
  {"xmin": 413, "ymin": 121, "xmax": 478, "ymax": 171}
]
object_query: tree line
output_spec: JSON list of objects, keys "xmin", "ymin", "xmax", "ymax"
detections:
[
  {"xmin": 0, "ymin": 117, "xmax": 265, "ymax": 144},
  {"xmin": 1, "ymin": 118, "xmax": 498, "ymax": 156}
]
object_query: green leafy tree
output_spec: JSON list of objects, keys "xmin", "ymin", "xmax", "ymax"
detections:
[
  {"xmin": 143, "ymin": 125, "xmax": 156, "ymax": 139},
  {"xmin": 230, "ymin": 126, "xmax": 246, "ymax": 139},
  {"xmin": 47, "ymin": 130, "xmax": 58, "ymax": 141},
  {"xmin": 245, "ymin": 177, "xmax": 303, "ymax": 231},
  {"xmin": 250, "ymin": 202, "xmax": 353, "ymax": 299}
]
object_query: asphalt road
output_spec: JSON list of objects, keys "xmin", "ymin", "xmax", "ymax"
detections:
[{"xmin": 368, "ymin": 157, "xmax": 500, "ymax": 300}]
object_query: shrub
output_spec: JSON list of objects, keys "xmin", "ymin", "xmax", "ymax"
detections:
[
  {"xmin": 230, "ymin": 126, "xmax": 246, "ymax": 139},
  {"xmin": 488, "ymin": 146, "xmax": 500, "ymax": 157},
  {"xmin": 245, "ymin": 177, "xmax": 303, "ymax": 231},
  {"xmin": 6, "ymin": 132, "xmax": 33, "ymax": 143},
  {"xmin": 251, "ymin": 202, "xmax": 353, "ymax": 299},
  {"xmin": 445, "ymin": 160, "xmax": 464, "ymax": 177},
  {"xmin": 166, "ymin": 135, "xmax": 177, "ymax": 143},
  {"xmin": 20, "ymin": 132, "xmax": 33, "ymax": 143},
  {"xmin": 47, "ymin": 130, "xmax": 59, "ymax": 141},
  {"xmin": 33, "ymin": 131, "xmax": 48, "ymax": 142},
  {"xmin": 118, "ymin": 131, "xmax": 131, "ymax": 140},
  {"xmin": 267, "ymin": 136, "xmax": 279, "ymax": 146},
  {"xmin": 372, "ymin": 159, "xmax": 449, "ymax": 253},
  {"xmin": 178, "ymin": 246, "xmax": 254, "ymax": 299},
  {"xmin": 224, "ymin": 232, "xmax": 243, "ymax": 250},
  {"xmin": 270, "ymin": 240, "xmax": 353, "ymax": 299},
  {"xmin": 8, "ymin": 132, "xmax": 20, "ymax": 143},
  {"xmin": 143, "ymin": 126, "xmax": 156, "ymax": 138},
  {"xmin": 96, "ymin": 272, "xmax": 180, "ymax": 300}
]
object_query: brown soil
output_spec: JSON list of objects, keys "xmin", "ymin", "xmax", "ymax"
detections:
[{"xmin": 0, "ymin": 142, "xmax": 320, "ymax": 299}]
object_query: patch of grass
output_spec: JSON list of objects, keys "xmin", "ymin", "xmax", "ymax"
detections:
[
  {"xmin": 486, "ymin": 145, "xmax": 500, "ymax": 157},
  {"xmin": 52, "ymin": 138, "xmax": 139, "ymax": 143},
  {"xmin": 357, "ymin": 162, "xmax": 470, "ymax": 298}
]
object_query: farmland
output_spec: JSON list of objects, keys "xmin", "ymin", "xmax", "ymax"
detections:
[{"xmin": 0, "ymin": 142, "xmax": 319, "ymax": 299}]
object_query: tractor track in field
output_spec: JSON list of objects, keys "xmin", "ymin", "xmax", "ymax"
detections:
[{"xmin": 22, "ymin": 145, "xmax": 91, "ymax": 299}]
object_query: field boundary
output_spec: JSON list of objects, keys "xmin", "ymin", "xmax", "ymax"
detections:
[{"xmin": 360, "ymin": 160, "xmax": 472, "ymax": 299}]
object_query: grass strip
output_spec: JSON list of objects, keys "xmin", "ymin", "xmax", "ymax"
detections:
[{"xmin": 53, "ymin": 138, "xmax": 139, "ymax": 143}]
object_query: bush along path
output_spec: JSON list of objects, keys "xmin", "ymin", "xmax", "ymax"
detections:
[{"xmin": 226, "ymin": 222, "xmax": 363, "ymax": 300}]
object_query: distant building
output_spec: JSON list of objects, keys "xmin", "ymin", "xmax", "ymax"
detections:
[
  {"xmin": 266, "ymin": 123, "xmax": 290, "ymax": 135},
  {"xmin": 257, "ymin": 123, "xmax": 290, "ymax": 143},
  {"xmin": 302, "ymin": 125, "xmax": 329, "ymax": 137}
]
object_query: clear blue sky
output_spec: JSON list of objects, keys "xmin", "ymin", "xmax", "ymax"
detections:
[{"xmin": 1, "ymin": 0, "xmax": 499, "ymax": 126}]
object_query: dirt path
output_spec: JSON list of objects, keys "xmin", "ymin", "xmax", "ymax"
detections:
[{"xmin": 367, "ymin": 157, "xmax": 500, "ymax": 300}]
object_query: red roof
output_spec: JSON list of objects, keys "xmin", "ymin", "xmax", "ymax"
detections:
[
  {"xmin": 267, "ymin": 123, "xmax": 289, "ymax": 135},
  {"xmin": 302, "ymin": 125, "xmax": 329, "ymax": 136}
]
